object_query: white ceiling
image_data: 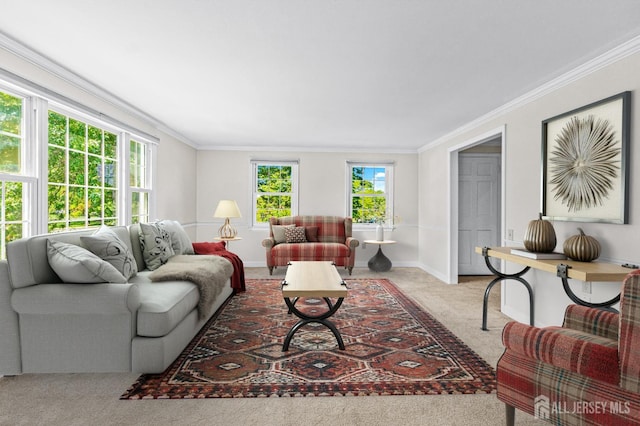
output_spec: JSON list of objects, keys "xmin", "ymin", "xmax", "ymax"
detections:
[{"xmin": 1, "ymin": 1, "xmax": 640, "ymax": 152}]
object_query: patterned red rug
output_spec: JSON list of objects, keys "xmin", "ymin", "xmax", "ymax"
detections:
[{"xmin": 121, "ymin": 278, "xmax": 496, "ymax": 399}]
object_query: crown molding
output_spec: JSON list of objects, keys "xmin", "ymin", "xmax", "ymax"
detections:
[
  {"xmin": 419, "ymin": 34, "xmax": 640, "ymax": 153},
  {"xmin": 0, "ymin": 30, "xmax": 196, "ymax": 147},
  {"xmin": 199, "ymin": 143, "xmax": 418, "ymax": 154}
]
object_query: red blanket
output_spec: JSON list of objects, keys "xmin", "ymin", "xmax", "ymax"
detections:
[{"xmin": 192, "ymin": 242, "xmax": 246, "ymax": 292}]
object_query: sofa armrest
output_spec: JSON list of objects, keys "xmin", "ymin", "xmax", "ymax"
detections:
[
  {"xmin": 262, "ymin": 237, "xmax": 275, "ymax": 249},
  {"xmin": 11, "ymin": 283, "xmax": 141, "ymax": 373},
  {"xmin": 502, "ymin": 321, "xmax": 619, "ymax": 385},
  {"xmin": 0, "ymin": 260, "xmax": 21, "ymax": 375},
  {"xmin": 11, "ymin": 283, "xmax": 141, "ymax": 315},
  {"xmin": 620, "ymin": 271, "xmax": 640, "ymax": 393},
  {"xmin": 562, "ymin": 304, "xmax": 619, "ymax": 341},
  {"xmin": 345, "ymin": 237, "xmax": 359, "ymax": 249}
]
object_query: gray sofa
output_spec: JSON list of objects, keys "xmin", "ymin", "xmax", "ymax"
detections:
[{"xmin": 0, "ymin": 224, "xmax": 234, "ymax": 375}]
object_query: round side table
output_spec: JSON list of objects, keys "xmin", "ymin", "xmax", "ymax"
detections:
[
  {"xmin": 363, "ymin": 240, "xmax": 396, "ymax": 272},
  {"xmin": 213, "ymin": 236, "xmax": 242, "ymax": 249}
]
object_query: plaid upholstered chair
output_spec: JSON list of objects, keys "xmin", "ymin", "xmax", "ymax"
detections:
[
  {"xmin": 262, "ymin": 216, "xmax": 359, "ymax": 275},
  {"xmin": 497, "ymin": 270, "xmax": 640, "ymax": 425}
]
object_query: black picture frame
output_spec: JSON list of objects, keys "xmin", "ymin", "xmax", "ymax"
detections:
[{"xmin": 541, "ymin": 91, "xmax": 630, "ymax": 224}]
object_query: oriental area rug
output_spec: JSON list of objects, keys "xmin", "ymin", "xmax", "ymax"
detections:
[{"xmin": 121, "ymin": 278, "xmax": 496, "ymax": 399}]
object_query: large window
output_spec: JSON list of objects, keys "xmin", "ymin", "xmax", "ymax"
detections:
[
  {"xmin": 0, "ymin": 89, "xmax": 31, "ymax": 258},
  {"xmin": 348, "ymin": 162, "xmax": 394, "ymax": 225},
  {"xmin": 0, "ymin": 75, "xmax": 157, "ymax": 258},
  {"xmin": 252, "ymin": 161, "xmax": 298, "ymax": 226}
]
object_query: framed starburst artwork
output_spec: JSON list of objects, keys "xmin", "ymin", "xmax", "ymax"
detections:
[{"xmin": 542, "ymin": 91, "xmax": 630, "ymax": 223}]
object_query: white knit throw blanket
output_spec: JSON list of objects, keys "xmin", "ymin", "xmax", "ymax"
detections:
[{"xmin": 149, "ymin": 254, "xmax": 234, "ymax": 319}]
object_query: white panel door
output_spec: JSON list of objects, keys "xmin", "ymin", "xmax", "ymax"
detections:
[{"xmin": 458, "ymin": 154, "xmax": 500, "ymax": 275}]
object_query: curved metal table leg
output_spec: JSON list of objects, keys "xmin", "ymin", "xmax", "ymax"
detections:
[
  {"xmin": 481, "ymin": 248, "xmax": 534, "ymax": 331},
  {"xmin": 557, "ymin": 264, "xmax": 620, "ymax": 313},
  {"xmin": 283, "ymin": 297, "xmax": 345, "ymax": 351}
]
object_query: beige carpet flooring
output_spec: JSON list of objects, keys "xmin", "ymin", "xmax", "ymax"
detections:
[{"xmin": 0, "ymin": 267, "xmax": 543, "ymax": 425}]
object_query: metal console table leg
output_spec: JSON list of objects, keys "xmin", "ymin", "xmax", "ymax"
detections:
[
  {"xmin": 556, "ymin": 264, "xmax": 620, "ymax": 313},
  {"xmin": 481, "ymin": 247, "xmax": 534, "ymax": 331}
]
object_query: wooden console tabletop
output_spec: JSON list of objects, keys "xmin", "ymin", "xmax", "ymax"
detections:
[{"xmin": 475, "ymin": 246, "xmax": 631, "ymax": 282}]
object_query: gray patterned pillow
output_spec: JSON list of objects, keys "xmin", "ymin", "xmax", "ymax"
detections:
[
  {"xmin": 81, "ymin": 226, "xmax": 138, "ymax": 280},
  {"xmin": 156, "ymin": 220, "xmax": 194, "ymax": 255},
  {"xmin": 139, "ymin": 222, "xmax": 175, "ymax": 270},
  {"xmin": 47, "ymin": 240, "xmax": 126, "ymax": 283},
  {"xmin": 284, "ymin": 226, "xmax": 307, "ymax": 243}
]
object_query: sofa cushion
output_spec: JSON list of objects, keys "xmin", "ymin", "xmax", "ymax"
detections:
[
  {"xmin": 46, "ymin": 240, "xmax": 127, "ymax": 284},
  {"xmin": 272, "ymin": 225, "xmax": 294, "ymax": 244},
  {"xmin": 284, "ymin": 226, "xmax": 307, "ymax": 243},
  {"xmin": 139, "ymin": 223, "xmax": 175, "ymax": 270},
  {"xmin": 271, "ymin": 242, "xmax": 350, "ymax": 261},
  {"xmin": 156, "ymin": 220, "xmax": 194, "ymax": 255},
  {"xmin": 129, "ymin": 272, "xmax": 200, "ymax": 337},
  {"xmin": 304, "ymin": 226, "xmax": 319, "ymax": 242},
  {"xmin": 273, "ymin": 216, "xmax": 347, "ymax": 243},
  {"xmin": 81, "ymin": 226, "xmax": 138, "ymax": 280}
]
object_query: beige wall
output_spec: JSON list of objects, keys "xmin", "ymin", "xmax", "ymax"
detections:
[
  {"xmin": 154, "ymin": 139, "xmax": 197, "ymax": 227},
  {"xmin": 419, "ymin": 51, "xmax": 640, "ymax": 326},
  {"xmin": 195, "ymin": 150, "xmax": 419, "ymax": 267}
]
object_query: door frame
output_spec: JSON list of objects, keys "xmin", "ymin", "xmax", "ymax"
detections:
[{"xmin": 447, "ymin": 125, "xmax": 506, "ymax": 284}]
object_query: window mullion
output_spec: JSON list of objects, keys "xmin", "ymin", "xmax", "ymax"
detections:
[
  {"xmin": 120, "ymin": 132, "xmax": 131, "ymax": 225},
  {"xmin": 34, "ymin": 97, "xmax": 48, "ymax": 235}
]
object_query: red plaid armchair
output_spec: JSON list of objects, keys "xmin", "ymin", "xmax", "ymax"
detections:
[
  {"xmin": 497, "ymin": 270, "xmax": 640, "ymax": 425},
  {"xmin": 261, "ymin": 216, "xmax": 359, "ymax": 275}
]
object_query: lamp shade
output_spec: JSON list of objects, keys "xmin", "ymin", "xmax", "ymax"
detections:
[{"xmin": 213, "ymin": 200, "xmax": 242, "ymax": 219}]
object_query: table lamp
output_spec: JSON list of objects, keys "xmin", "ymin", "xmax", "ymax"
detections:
[{"xmin": 213, "ymin": 200, "xmax": 242, "ymax": 239}]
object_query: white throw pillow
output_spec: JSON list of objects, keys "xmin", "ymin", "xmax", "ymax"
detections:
[
  {"xmin": 139, "ymin": 222, "xmax": 175, "ymax": 271},
  {"xmin": 81, "ymin": 226, "xmax": 138, "ymax": 280},
  {"xmin": 46, "ymin": 240, "xmax": 127, "ymax": 283},
  {"xmin": 156, "ymin": 220, "xmax": 194, "ymax": 255}
]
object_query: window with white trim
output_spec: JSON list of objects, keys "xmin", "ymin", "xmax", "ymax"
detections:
[
  {"xmin": 251, "ymin": 160, "xmax": 298, "ymax": 226},
  {"xmin": 0, "ymin": 75, "xmax": 157, "ymax": 258},
  {"xmin": 129, "ymin": 138, "xmax": 152, "ymax": 224},
  {"xmin": 47, "ymin": 110, "xmax": 120, "ymax": 231},
  {"xmin": 347, "ymin": 162, "xmax": 394, "ymax": 225},
  {"xmin": 0, "ymin": 88, "xmax": 33, "ymax": 258}
]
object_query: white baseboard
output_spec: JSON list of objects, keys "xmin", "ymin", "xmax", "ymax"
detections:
[{"xmin": 414, "ymin": 262, "xmax": 449, "ymax": 283}]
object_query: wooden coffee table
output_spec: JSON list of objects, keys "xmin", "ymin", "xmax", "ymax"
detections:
[{"xmin": 281, "ymin": 261, "xmax": 348, "ymax": 351}]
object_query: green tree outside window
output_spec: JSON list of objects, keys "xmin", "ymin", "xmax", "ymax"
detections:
[
  {"xmin": 47, "ymin": 111, "xmax": 118, "ymax": 232},
  {"xmin": 255, "ymin": 165, "xmax": 293, "ymax": 222},
  {"xmin": 351, "ymin": 166, "xmax": 387, "ymax": 224},
  {"xmin": 0, "ymin": 90, "xmax": 25, "ymax": 258}
]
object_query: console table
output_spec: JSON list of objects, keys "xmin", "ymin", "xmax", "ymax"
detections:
[{"xmin": 475, "ymin": 246, "xmax": 632, "ymax": 331}]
